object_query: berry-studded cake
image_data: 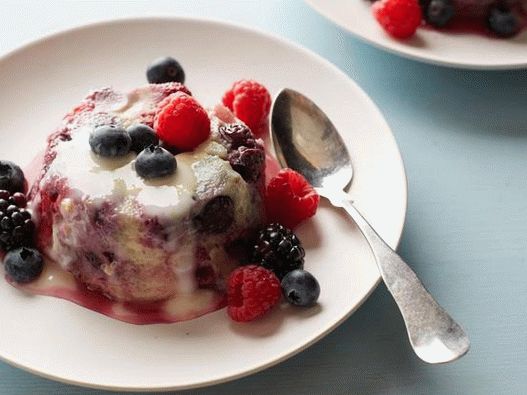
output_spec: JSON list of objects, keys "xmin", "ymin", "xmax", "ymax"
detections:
[
  {"xmin": 371, "ymin": 0, "xmax": 527, "ymax": 39},
  {"xmin": 0, "ymin": 56, "xmax": 322, "ymax": 324},
  {"xmin": 30, "ymin": 83, "xmax": 266, "ymax": 303}
]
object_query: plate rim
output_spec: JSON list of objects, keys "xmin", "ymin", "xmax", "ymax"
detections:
[
  {"xmin": 305, "ymin": 0, "xmax": 527, "ymax": 70},
  {"xmin": 0, "ymin": 15, "xmax": 408, "ymax": 391}
]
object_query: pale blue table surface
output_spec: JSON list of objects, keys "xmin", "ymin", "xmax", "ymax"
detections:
[{"xmin": 1, "ymin": 1, "xmax": 526, "ymax": 394}]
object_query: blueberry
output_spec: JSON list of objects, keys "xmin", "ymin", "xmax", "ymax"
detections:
[
  {"xmin": 3, "ymin": 247, "xmax": 44, "ymax": 283},
  {"xmin": 89, "ymin": 125, "xmax": 131, "ymax": 157},
  {"xmin": 135, "ymin": 145, "xmax": 176, "ymax": 179},
  {"xmin": 193, "ymin": 196, "xmax": 234, "ymax": 234},
  {"xmin": 146, "ymin": 56, "xmax": 185, "ymax": 84},
  {"xmin": 425, "ymin": 0, "xmax": 455, "ymax": 28},
  {"xmin": 488, "ymin": 6, "xmax": 521, "ymax": 38},
  {"xmin": 281, "ymin": 269, "xmax": 320, "ymax": 307},
  {"xmin": 127, "ymin": 124, "xmax": 159, "ymax": 153},
  {"xmin": 0, "ymin": 161, "xmax": 25, "ymax": 193}
]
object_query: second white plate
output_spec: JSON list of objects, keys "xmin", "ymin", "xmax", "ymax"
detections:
[{"xmin": 307, "ymin": 0, "xmax": 527, "ymax": 69}]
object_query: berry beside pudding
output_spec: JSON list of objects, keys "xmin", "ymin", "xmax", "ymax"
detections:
[
  {"xmin": 1, "ymin": 57, "xmax": 322, "ymax": 324},
  {"xmin": 371, "ymin": 0, "xmax": 527, "ymax": 39}
]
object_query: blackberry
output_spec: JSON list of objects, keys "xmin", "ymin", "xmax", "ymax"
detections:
[
  {"xmin": 252, "ymin": 223, "xmax": 305, "ymax": 279},
  {"xmin": 229, "ymin": 146, "xmax": 265, "ymax": 183},
  {"xmin": 219, "ymin": 123, "xmax": 265, "ymax": 183},
  {"xmin": 218, "ymin": 123, "xmax": 256, "ymax": 149},
  {"xmin": 0, "ymin": 189, "xmax": 35, "ymax": 252}
]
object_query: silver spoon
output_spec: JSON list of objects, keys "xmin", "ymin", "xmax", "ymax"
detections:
[{"xmin": 271, "ymin": 88, "xmax": 470, "ymax": 364}]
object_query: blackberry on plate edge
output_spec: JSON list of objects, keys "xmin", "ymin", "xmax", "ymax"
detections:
[
  {"xmin": 0, "ymin": 189, "xmax": 34, "ymax": 252},
  {"xmin": 252, "ymin": 223, "xmax": 305, "ymax": 279}
]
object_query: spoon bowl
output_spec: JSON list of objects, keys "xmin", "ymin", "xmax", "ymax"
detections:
[{"xmin": 271, "ymin": 88, "xmax": 353, "ymax": 192}]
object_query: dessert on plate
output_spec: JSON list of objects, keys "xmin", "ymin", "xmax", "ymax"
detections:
[
  {"xmin": 31, "ymin": 83, "xmax": 266, "ymax": 303},
  {"xmin": 0, "ymin": 56, "xmax": 321, "ymax": 324},
  {"xmin": 370, "ymin": 0, "xmax": 527, "ymax": 39}
]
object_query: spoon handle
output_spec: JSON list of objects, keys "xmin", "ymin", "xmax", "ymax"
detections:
[{"xmin": 326, "ymin": 190, "xmax": 470, "ymax": 363}]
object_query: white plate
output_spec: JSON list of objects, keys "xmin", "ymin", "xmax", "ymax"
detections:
[
  {"xmin": 306, "ymin": 0, "xmax": 527, "ymax": 69},
  {"xmin": 0, "ymin": 17, "xmax": 407, "ymax": 391}
]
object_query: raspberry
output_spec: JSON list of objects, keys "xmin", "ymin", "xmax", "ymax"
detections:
[
  {"xmin": 227, "ymin": 265, "xmax": 281, "ymax": 322},
  {"xmin": 136, "ymin": 83, "xmax": 192, "ymax": 128},
  {"xmin": 222, "ymin": 80, "xmax": 271, "ymax": 134},
  {"xmin": 373, "ymin": 0, "xmax": 422, "ymax": 39},
  {"xmin": 154, "ymin": 92, "xmax": 210, "ymax": 151},
  {"xmin": 265, "ymin": 169, "xmax": 320, "ymax": 229}
]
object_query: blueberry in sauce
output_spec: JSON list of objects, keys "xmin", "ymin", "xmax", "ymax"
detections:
[
  {"xmin": 488, "ymin": 5, "xmax": 521, "ymax": 38},
  {"xmin": 425, "ymin": 0, "xmax": 455, "ymax": 28},
  {"xmin": 3, "ymin": 247, "xmax": 44, "ymax": 284},
  {"xmin": 135, "ymin": 145, "xmax": 176, "ymax": 179},
  {"xmin": 89, "ymin": 125, "xmax": 131, "ymax": 157},
  {"xmin": 127, "ymin": 124, "xmax": 159, "ymax": 153}
]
